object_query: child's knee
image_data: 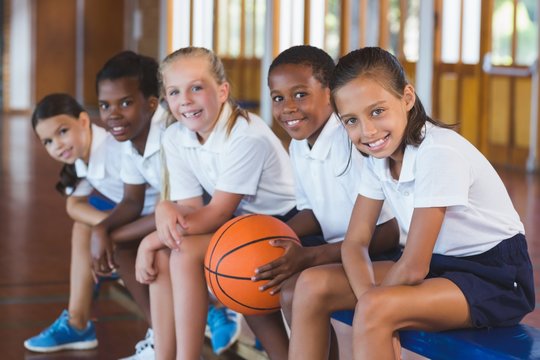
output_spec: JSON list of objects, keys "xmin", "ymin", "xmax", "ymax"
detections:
[
  {"xmin": 354, "ymin": 290, "xmax": 390, "ymax": 332},
  {"xmin": 154, "ymin": 249, "xmax": 170, "ymax": 271},
  {"xmin": 295, "ymin": 268, "xmax": 335, "ymax": 305}
]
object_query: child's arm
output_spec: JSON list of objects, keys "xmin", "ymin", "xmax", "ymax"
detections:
[
  {"xmin": 342, "ymin": 195, "xmax": 384, "ymax": 298},
  {"xmin": 91, "ymin": 183, "xmax": 146, "ymax": 273},
  {"xmin": 156, "ymin": 191, "xmax": 242, "ymax": 250},
  {"xmin": 66, "ymin": 196, "xmax": 109, "ymax": 225},
  {"xmin": 254, "ymin": 209, "xmax": 340, "ymax": 293},
  {"xmin": 381, "ymin": 207, "xmax": 446, "ymax": 286},
  {"xmin": 109, "ymin": 213, "xmax": 156, "ymax": 243}
]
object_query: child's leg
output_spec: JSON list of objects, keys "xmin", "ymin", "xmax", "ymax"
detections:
[
  {"xmin": 169, "ymin": 234, "xmax": 212, "ymax": 360},
  {"xmin": 68, "ymin": 221, "xmax": 94, "ymax": 329},
  {"xmin": 149, "ymin": 241, "xmax": 175, "ymax": 359},
  {"xmin": 288, "ymin": 263, "xmax": 386, "ymax": 360},
  {"xmin": 244, "ymin": 312, "xmax": 289, "ymax": 360},
  {"xmin": 115, "ymin": 241, "xmax": 151, "ymax": 325},
  {"xmin": 280, "ymin": 269, "xmax": 342, "ymax": 360},
  {"xmin": 353, "ymin": 278, "xmax": 470, "ymax": 360}
]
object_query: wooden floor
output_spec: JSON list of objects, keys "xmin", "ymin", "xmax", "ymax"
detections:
[{"xmin": 2, "ymin": 112, "xmax": 540, "ymax": 360}]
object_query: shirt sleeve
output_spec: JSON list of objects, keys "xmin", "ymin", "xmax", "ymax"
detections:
[
  {"xmin": 120, "ymin": 151, "xmax": 146, "ymax": 185},
  {"xmin": 414, "ymin": 145, "xmax": 470, "ymax": 208},
  {"xmin": 290, "ymin": 151, "xmax": 312, "ymax": 211},
  {"xmin": 162, "ymin": 126, "xmax": 204, "ymax": 201},
  {"xmin": 357, "ymin": 157, "xmax": 386, "ymax": 200}
]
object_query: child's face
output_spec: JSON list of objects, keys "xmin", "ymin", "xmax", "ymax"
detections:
[
  {"xmin": 163, "ymin": 57, "xmax": 229, "ymax": 143},
  {"xmin": 269, "ymin": 64, "xmax": 332, "ymax": 146},
  {"xmin": 334, "ymin": 76, "xmax": 414, "ymax": 161},
  {"xmin": 34, "ymin": 113, "xmax": 91, "ymax": 164},
  {"xmin": 97, "ymin": 76, "xmax": 157, "ymax": 147}
]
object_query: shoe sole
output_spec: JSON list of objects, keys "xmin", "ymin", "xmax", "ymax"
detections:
[{"xmin": 24, "ymin": 339, "xmax": 98, "ymax": 353}]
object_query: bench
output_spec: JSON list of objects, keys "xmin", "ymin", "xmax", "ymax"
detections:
[{"xmin": 332, "ymin": 310, "xmax": 540, "ymax": 359}]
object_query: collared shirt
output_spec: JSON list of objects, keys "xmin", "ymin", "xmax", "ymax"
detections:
[
  {"xmin": 72, "ymin": 124, "xmax": 155, "ymax": 215},
  {"xmin": 290, "ymin": 114, "xmax": 393, "ymax": 243},
  {"xmin": 163, "ymin": 102, "xmax": 296, "ymax": 216},
  {"xmin": 72, "ymin": 124, "xmax": 124, "ymax": 203},
  {"xmin": 358, "ymin": 123, "xmax": 524, "ymax": 256},
  {"xmin": 120, "ymin": 104, "xmax": 166, "ymax": 196}
]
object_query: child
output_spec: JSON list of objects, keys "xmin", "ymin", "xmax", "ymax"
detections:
[
  {"xmin": 135, "ymin": 46, "xmax": 297, "ymax": 359},
  {"xmin": 25, "ymin": 93, "xmax": 156, "ymax": 353},
  {"xmin": 288, "ymin": 46, "xmax": 535, "ymax": 360},
  {"xmin": 259, "ymin": 45, "xmax": 399, "ymax": 358},
  {"xmin": 91, "ymin": 50, "xmax": 166, "ymax": 360}
]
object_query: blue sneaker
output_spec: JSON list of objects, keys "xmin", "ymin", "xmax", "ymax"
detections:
[
  {"xmin": 24, "ymin": 310, "xmax": 98, "ymax": 352},
  {"xmin": 206, "ymin": 305, "xmax": 240, "ymax": 355}
]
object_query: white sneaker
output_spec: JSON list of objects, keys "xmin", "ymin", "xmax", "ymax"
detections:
[{"xmin": 118, "ymin": 328, "xmax": 154, "ymax": 360}]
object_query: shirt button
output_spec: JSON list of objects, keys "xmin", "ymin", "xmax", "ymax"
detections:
[
  {"xmin": 403, "ymin": 191, "xmax": 410, "ymax": 196},
  {"xmin": 514, "ymin": 282, "xmax": 518, "ymax": 289}
]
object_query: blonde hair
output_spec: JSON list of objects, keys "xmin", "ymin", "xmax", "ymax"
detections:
[{"xmin": 159, "ymin": 46, "xmax": 249, "ymax": 136}]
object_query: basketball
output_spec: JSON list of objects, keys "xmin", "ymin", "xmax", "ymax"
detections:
[{"xmin": 204, "ymin": 214, "xmax": 300, "ymax": 315}]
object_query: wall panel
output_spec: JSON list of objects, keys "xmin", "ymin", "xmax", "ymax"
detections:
[
  {"xmin": 489, "ymin": 77, "xmax": 511, "ymax": 146},
  {"xmin": 35, "ymin": 0, "xmax": 77, "ymax": 102},
  {"xmin": 83, "ymin": 0, "xmax": 124, "ymax": 106}
]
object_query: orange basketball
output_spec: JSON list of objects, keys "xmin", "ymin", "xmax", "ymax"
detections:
[{"xmin": 204, "ymin": 214, "xmax": 300, "ymax": 315}]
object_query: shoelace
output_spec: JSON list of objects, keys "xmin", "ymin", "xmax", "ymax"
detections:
[{"xmin": 40, "ymin": 314, "xmax": 67, "ymax": 336}]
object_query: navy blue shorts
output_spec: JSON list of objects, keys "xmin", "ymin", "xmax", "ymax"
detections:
[
  {"xmin": 426, "ymin": 233, "xmax": 535, "ymax": 328},
  {"xmin": 88, "ymin": 192, "xmax": 116, "ymax": 211}
]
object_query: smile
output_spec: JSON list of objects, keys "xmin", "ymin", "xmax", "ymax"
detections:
[
  {"xmin": 282, "ymin": 117, "xmax": 305, "ymax": 128},
  {"xmin": 364, "ymin": 134, "xmax": 390, "ymax": 150},
  {"xmin": 183, "ymin": 110, "xmax": 202, "ymax": 118}
]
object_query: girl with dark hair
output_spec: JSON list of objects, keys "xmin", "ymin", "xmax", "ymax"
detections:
[
  {"xmin": 288, "ymin": 47, "xmax": 534, "ymax": 360},
  {"xmin": 261, "ymin": 45, "xmax": 399, "ymax": 359},
  {"xmin": 25, "ymin": 93, "xmax": 129, "ymax": 353}
]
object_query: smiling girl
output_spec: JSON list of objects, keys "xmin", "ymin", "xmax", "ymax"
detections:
[
  {"xmin": 287, "ymin": 47, "xmax": 534, "ymax": 360},
  {"xmin": 25, "ymin": 93, "xmax": 125, "ymax": 353},
  {"xmin": 135, "ymin": 47, "xmax": 297, "ymax": 359}
]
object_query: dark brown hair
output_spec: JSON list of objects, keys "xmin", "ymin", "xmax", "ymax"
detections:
[
  {"xmin": 330, "ymin": 47, "xmax": 452, "ymax": 152},
  {"xmin": 31, "ymin": 93, "xmax": 86, "ymax": 195}
]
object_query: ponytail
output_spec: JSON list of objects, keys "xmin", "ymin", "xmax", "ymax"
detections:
[{"xmin": 56, "ymin": 164, "xmax": 79, "ymax": 195}]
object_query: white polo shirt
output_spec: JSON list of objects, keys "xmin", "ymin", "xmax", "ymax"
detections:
[
  {"xmin": 72, "ymin": 124, "xmax": 155, "ymax": 215},
  {"xmin": 358, "ymin": 123, "xmax": 524, "ymax": 256},
  {"xmin": 120, "ymin": 104, "xmax": 166, "ymax": 204},
  {"xmin": 163, "ymin": 103, "xmax": 296, "ymax": 216},
  {"xmin": 290, "ymin": 114, "xmax": 394, "ymax": 244}
]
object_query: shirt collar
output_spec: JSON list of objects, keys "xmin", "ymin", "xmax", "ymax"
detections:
[
  {"xmin": 75, "ymin": 124, "xmax": 108, "ymax": 179},
  {"xmin": 182, "ymin": 102, "xmax": 233, "ymax": 150},
  {"xmin": 374, "ymin": 126, "xmax": 428, "ymax": 184},
  {"xmin": 298, "ymin": 113, "xmax": 340, "ymax": 161},
  {"xmin": 123, "ymin": 104, "xmax": 167, "ymax": 158}
]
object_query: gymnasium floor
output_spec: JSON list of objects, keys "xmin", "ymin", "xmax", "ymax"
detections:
[{"xmin": 2, "ymin": 112, "xmax": 540, "ymax": 359}]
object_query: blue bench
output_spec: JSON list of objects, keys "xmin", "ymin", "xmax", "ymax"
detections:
[{"xmin": 332, "ymin": 310, "xmax": 540, "ymax": 359}]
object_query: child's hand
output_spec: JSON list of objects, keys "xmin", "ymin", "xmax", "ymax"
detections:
[
  {"xmin": 252, "ymin": 239, "xmax": 308, "ymax": 295},
  {"xmin": 91, "ymin": 224, "xmax": 117, "ymax": 275},
  {"xmin": 135, "ymin": 240, "xmax": 158, "ymax": 284},
  {"xmin": 155, "ymin": 201, "xmax": 188, "ymax": 250}
]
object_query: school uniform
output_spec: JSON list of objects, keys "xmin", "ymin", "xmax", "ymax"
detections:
[
  {"xmin": 120, "ymin": 104, "xmax": 166, "ymax": 202},
  {"xmin": 289, "ymin": 114, "xmax": 394, "ymax": 244},
  {"xmin": 163, "ymin": 102, "xmax": 296, "ymax": 216},
  {"xmin": 357, "ymin": 123, "xmax": 534, "ymax": 327},
  {"xmin": 70, "ymin": 124, "xmax": 155, "ymax": 215}
]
